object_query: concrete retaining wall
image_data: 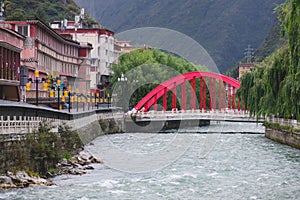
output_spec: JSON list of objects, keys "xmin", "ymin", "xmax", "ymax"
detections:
[{"xmin": 265, "ymin": 128, "xmax": 300, "ymax": 149}]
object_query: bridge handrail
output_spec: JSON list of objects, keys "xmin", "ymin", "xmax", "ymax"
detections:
[{"xmin": 134, "ymin": 109, "xmax": 250, "ymax": 117}]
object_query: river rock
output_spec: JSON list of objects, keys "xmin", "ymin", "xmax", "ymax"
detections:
[
  {"xmin": 0, "ymin": 176, "xmax": 17, "ymax": 189},
  {"xmin": 89, "ymin": 156, "xmax": 102, "ymax": 163},
  {"xmin": 3, "ymin": 171, "xmax": 54, "ymax": 188}
]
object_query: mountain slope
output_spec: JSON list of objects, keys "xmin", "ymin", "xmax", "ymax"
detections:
[
  {"xmin": 4, "ymin": 0, "xmax": 98, "ymax": 27},
  {"xmin": 75, "ymin": 0, "xmax": 284, "ymax": 72}
]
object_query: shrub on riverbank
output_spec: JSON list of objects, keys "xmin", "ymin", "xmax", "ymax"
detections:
[{"xmin": 0, "ymin": 121, "xmax": 83, "ymax": 176}]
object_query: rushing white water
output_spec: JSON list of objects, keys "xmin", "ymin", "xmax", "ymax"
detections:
[{"xmin": 1, "ymin": 122, "xmax": 300, "ymax": 200}]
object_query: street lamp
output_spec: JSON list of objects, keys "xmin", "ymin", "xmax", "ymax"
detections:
[
  {"xmin": 96, "ymin": 93, "xmax": 99, "ymax": 109},
  {"xmin": 75, "ymin": 89, "xmax": 79, "ymax": 112},
  {"xmin": 117, "ymin": 73, "xmax": 127, "ymax": 111},
  {"xmin": 117, "ymin": 73, "xmax": 128, "ymax": 82},
  {"xmin": 57, "ymin": 79, "xmax": 61, "ymax": 110},
  {"xmin": 68, "ymin": 86, "xmax": 71, "ymax": 113},
  {"xmin": 34, "ymin": 70, "xmax": 39, "ymax": 106}
]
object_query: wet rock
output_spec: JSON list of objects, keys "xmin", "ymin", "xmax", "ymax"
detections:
[
  {"xmin": 0, "ymin": 176, "xmax": 17, "ymax": 189},
  {"xmin": 89, "ymin": 156, "xmax": 102, "ymax": 163},
  {"xmin": 60, "ymin": 158, "xmax": 72, "ymax": 166},
  {"xmin": 1, "ymin": 171, "xmax": 54, "ymax": 189},
  {"xmin": 82, "ymin": 165, "xmax": 94, "ymax": 170}
]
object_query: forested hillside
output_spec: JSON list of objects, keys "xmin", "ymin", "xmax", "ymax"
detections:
[
  {"xmin": 3, "ymin": 0, "xmax": 98, "ymax": 26},
  {"xmin": 238, "ymin": 0, "xmax": 300, "ymax": 120},
  {"xmin": 75, "ymin": 0, "xmax": 284, "ymax": 72}
]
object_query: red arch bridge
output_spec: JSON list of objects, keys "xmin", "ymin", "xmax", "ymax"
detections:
[
  {"xmin": 133, "ymin": 71, "xmax": 244, "ymax": 113},
  {"xmin": 126, "ymin": 71, "xmax": 264, "ymax": 128}
]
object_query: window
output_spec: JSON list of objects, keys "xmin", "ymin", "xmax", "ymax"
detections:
[{"xmin": 17, "ymin": 25, "xmax": 29, "ymax": 37}]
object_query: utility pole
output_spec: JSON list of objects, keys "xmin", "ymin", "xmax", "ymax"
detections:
[{"xmin": 244, "ymin": 44, "xmax": 254, "ymax": 63}]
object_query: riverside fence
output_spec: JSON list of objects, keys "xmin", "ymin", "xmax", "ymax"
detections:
[{"xmin": 0, "ymin": 102, "xmax": 124, "ymax": 139}]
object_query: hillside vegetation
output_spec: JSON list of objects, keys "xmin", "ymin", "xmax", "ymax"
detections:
[
  {"xmin": 75, "ymin": 0, "xmax": 284, "ymax": 72},
  {"xmin": 3, "ymin": 0, "xmax": 98, "ymax": 26},
  {"xmin": 237, "ymin": 0, "xmax": 300, "ymax": 120}
]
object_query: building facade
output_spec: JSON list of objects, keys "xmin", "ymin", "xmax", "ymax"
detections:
[
  {"xmin": 5, "ymin": 20, "xmax": 92, "ymax": 97},
  {"xmin": 238, "ymin": 62, "xmax": 260, "ymax": 79},
  {"xmin": 51, "ymin": 21, "xmax": 115, "ymax": 93},
  {"xmin": 0, "ymin": 24, "xmax": 25, "ymax": 101}
]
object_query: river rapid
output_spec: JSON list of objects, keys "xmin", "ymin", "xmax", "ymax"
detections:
[{"xmin": 1, "ymin": 122, "xmax": 300, "ymax": 200}]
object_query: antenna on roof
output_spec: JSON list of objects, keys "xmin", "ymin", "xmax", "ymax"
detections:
[
  {"xmin": 61, "ymin": 19, "xmax": 67, "ymax": 31},
  {"xmin": 64, "ymin": 19, "xmax": 68, "ymax": 28},
  {"xmin": 80, "ymin": 8, "xmax": 85, "ymax": 19},
  {"xmin": 0, "ymin": 1, "xmax": 5, "ymax": 20}
]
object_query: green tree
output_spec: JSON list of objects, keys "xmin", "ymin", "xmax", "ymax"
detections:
[{"xmin": 238, "ymin": 0, "xmax": 300, "ymax": 120}]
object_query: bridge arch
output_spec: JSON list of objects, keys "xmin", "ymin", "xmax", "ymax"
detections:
[{"xmin": 134, "ymin": 71, "xmax": 241, "ymax": 112}]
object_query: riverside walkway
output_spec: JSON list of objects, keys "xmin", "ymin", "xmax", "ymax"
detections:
[{"xmin": 0, "ymin": 100, "xmax": 123, "ymax": 136}]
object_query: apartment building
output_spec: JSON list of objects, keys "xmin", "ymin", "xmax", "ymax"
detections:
[
  {"xmin": 0, "ymin": 25, "xmax": 25, "ymax": 101},
  {"xmin": 5, "ymin": 20, "xmax": 92, "ymax": 94},
  {"xmin": 51, "ymin": 21, "xmax": 115, "ymax": 93}
]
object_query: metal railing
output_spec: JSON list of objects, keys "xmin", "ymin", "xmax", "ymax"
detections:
[{"xmin": 130, "ymin": 109, "xmax": 260, "ymax": 122}]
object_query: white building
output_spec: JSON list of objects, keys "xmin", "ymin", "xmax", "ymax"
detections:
[{"xmin": 51, "ymin": 21, "xmax": 115, "ymax": 93}]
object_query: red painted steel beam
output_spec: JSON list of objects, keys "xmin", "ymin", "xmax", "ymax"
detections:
[
  {"xmin": 232, "ymin": 87, "xmax": 236, "ymax": 110},
  {"xmin": 182, "ymin": 81, "xmax": 186, "ymax": 111},
  {"xmin": 190, "ymin": 78, "xmax": 196, "ymax": 110},
  {"xmin": 203, "ymin": 78, "xmax": 206, "ymax": 111},
  {"xmin": 228, "ymin": 85, "xmax": 231, "ymax": 109},
  {"xmin": 163, "ymin": 87, "xmax": 167, "ymax": 111},
  {"xmin": 199, "ymin": 77, "xmax": 203, "ymax": 110},
  {"xmin": 172, "ymin": 82, "xmax": 177, "ymax": 110}
]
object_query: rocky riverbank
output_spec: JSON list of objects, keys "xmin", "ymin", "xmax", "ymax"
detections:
[
  {"xmin": 0, "ymin": 150, "xmax": 102, "ymax": 189},
  {"xmin": 47, "ymin": 150, "xmax": 102, "ymax": 177}
]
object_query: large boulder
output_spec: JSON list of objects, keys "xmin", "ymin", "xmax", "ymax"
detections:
[
  {"xmin": 7, "ymin": 171, "xmax": 54, "ymax": 188},
  {"xmin": 0, "ymin": 176, "xmax": 17, "ymax": 189}
]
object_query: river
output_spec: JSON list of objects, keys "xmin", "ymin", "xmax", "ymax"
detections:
[{"xmin": 1, "ymin": 122, "xmax": 300, "ymax": 199}]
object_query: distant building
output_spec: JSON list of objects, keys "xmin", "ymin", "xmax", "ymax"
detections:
[
  {"xmin": 238, "ymin": 62, "xmax": 260, "ymax": 79},
  {"xmin": 51, "ymin": 21, "xmax": 115, "ymax": 94},
  {"xmin": 114, "ymin": 40, "xmax": 146, "ymax": 63},
  {"xmin": 4, "ymin": 20, "xmax": 92, "ymax": 96},
  {"xmin": 0, "ymin": 25, "xmax": 25, "ymax": 101}
]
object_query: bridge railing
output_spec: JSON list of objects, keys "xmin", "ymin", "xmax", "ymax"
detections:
[
  {"xmin": 0, "ymin": 116, "xmax": 42, "ymax": 135},
  {"xmin": 132, "ymin": 109, "xmax": 253, "ymax": 120}
]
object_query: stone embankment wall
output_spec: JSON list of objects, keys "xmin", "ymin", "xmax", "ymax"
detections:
[
  {"xmin": 265, "ymin": 117, "xmax": 300, "ymax": 150},
  {"xmin": 265, "ymin": 128, "xmax": 300, "ymax": 149}
]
